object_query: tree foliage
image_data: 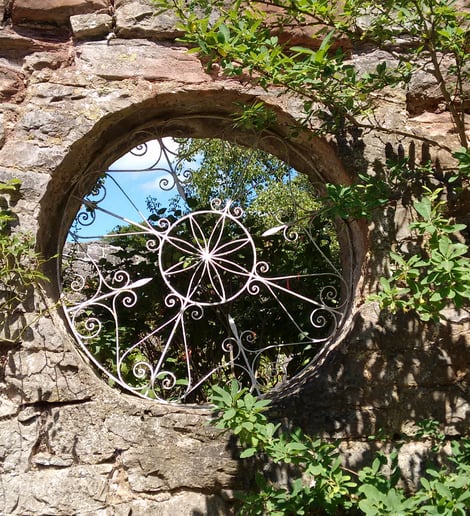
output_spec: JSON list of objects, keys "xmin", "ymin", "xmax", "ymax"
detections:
[
  {"xmin": 154, "ymin": 0, "xmax": 469, "ymax": 145},
  {"xmin": 371, "ymin": 183, "xmax": 470, "ymax": 321},
  {"xmin": 153, "ymin": 0, "xmax": 470, "ymax": 322},
  {"xmin": 170, "ymin": 137, "xmax": 321, "ymax": 227}
]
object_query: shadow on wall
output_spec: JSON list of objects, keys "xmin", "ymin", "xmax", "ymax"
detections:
[
  {"xmin": 270, "ymin": 138, "xmax": 469, "ymax": 441},
  {"xmin": 272, "ymin": 307, "xmax": 469, "ymax": 439},
  {"xmin": 188, "ymin": 433, "xmax": 257, "ymax": 515},
  {"xmin": 191, "ymin": 495, "xmax": 233, "ymax": 516}
]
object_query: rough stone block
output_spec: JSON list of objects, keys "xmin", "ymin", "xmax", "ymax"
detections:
[
  {"xmin": 0, "ymin": 393, "xmax": 17, "ymax": 418},
  {"xmin": 76, "ymin": 40, "xmax": 208, "ymax": 83},
  {"xmin": 4, "ymin": 348, "xmax": 93, "ymax": 403},
  {"xmin": 407, "ymin": 69, "xmax": 443, "ymax": 115},
  {"xmin": 115, "ymin": 0, "xmax": 180, "ymax": 39},
  {"xmin": 12, "ymin": 0, "xmax": 109, "ymax": 27},
  {"xmin": 407, "ymin": 62, "xmax": 470, "ymax": 115},
  {"xmin": 0, "ymin": 66, "xmax": 25, "ymax": 101},
  {"xmin": 0, "ymin": 28, "xmax": 61, "ymax": 57},
  {"xmin": 23, "ymin": 50, "xmax": 71, "ymax": 72},
  {"xmin": 1, "ymin": 467, "xmax": 112, "ymax": 515},
  {"xmin": 0, "ymin": 112, "xmax": 4, "ymax": 148},
  {"xmin": 0, "ymin": 414, "xmax": 38, "ymax": 474},
  {"xmin": 71, "ymin": 13, "xmax": 113, "ymax": 39}
]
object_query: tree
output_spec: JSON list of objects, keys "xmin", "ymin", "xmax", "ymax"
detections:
[
  {"xmin": 155, "ymin": 0, "xmax": 469, "ymax": 147},
  {"xmin": 153, "ymin": 0, "xmax": 470, "ymax": 321}
]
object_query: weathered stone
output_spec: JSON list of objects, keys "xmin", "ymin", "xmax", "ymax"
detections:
[
  {"xmin": 0, "ymin": 65, "xmax": 25, "ymax": 101},
  {"xmin": 2, "ymin": 470, "xmax": 228, "ymax": 516},
  {"xmin": 0, "ymin": 27, "xmax": 68, "ymax": 58},
  {"xmin": 0, "ymin": 81, "xmax": 126, "ymax": 171},
  {"xmin": 0, "ymin": 111, "xmax": 4, "ymax": 147},
  {"xmin": 407, "ymin": 61, "xmax": 470, "ymax": 115},
  {"xmin": 0, "ymin": 138, "xmax": 69, "ymax": 173},
  {"xmin": 409, "ymin": 111, "xmax": 467, "ymax": 140},
  {"xmin": 256, "ymin": 2, "xmax": 351, "ymax": 52},
  {"xmin": 1, "ymin": 466, "xmax": 113, "ymax": 515},
  {"xmin": 23, "ymin": 49, "xmax": 72, "ymax": 72},
  {"xmin": 0, "ymin": 413, "xmax": 38, "ymax": 474},
  {"xmin": 274, "ymin": 306, "xmax": 470, "ymax": 438},
  {"xmin": 115, "ymin": 0, "xmax": 180, "ymax": 39},
  {"xmin": 124, "ymin": 432, "xmax": 238, "ymax": 492},
  {"xmin": 352, "ymin": 49, "xmax": 400, "ymax": 77},
  {"xmin": 76, "ymin": 40, "xmax": 209, "ymax": 82},
  {"xmin": 32, "ymin": 451, "xmax": 75, "ymax": 467},
  {"xmin": 0, "ymin": 397, "xmax": 239, "ymax": 513},
  {"xmin": 0, "ymin": 393, "xmax": 17, "ymax": 418},
  {"xmin": 4, "ymin": 347, "xmax": 93, "ymax": 403},
  {"xmin": 70, "ymin": 13, "xmax": 113, "ymax": 39},
  {"xmin": 0, "ymin": 0, "xmax": 6, "ymax": 23},
  {"xmin": 94, "ymin": 493, "xmax": 229, "ymax": 516},
  {"xmin": 340, "ymin": 440, "xmax": 453, "ymax": 491},
  {"xmin": 407, "ymin": 69, "xmax": 443, "ymax": 115},
  {"xmin": 12, "ymin": 0, "xmax": 109, "ymax": 27}
]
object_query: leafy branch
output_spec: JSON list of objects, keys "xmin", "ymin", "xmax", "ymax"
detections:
[
  {"xmin": 317, "ymin": 150, "xmax": 470, "ymax": 322},
  {"xmin": 0, "ymin": 180, "xmax": 51, "ymax": 344},
  {"xmin": 370, "ymin": 183, "xmax": 470, "ymax": 322},
  {"xmin": 154, "ymin": 0, "xmax": 468, "ymax": 149},
  {"xmin": 211, "ymin": 380, "xmax": 470, "ymax": 515}
]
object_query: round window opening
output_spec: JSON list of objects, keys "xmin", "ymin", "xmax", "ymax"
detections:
[{"xmin": 59, "ymin": 135, "xmax": 352, "ymax": 403}]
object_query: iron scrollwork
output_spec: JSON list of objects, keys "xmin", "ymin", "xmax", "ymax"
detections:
[{"xmin": 60, "ymin": 136, "xmax": 351, "ymax": 403}]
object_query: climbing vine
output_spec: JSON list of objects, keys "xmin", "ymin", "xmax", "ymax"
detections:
[{"xmin": 0, "ymin": 179, "xmax": 49, "ymax": 344}]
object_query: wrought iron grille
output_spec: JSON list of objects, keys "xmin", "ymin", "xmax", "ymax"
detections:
[{"xmin": 59, "ymin": 134, "xmax": 352, "ymax": 403}]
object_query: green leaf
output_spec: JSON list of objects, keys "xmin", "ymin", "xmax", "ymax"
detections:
[
  {"xmin": 434, "ymin": 482, "xmax": 452, "ymax": 499},
  {"xmin": 223, "ymin": 408, "xmax": 237, "ymax": 420},
  {"xmin": 244, "ymin": 392, "xmax": 255, "ymax": 411},
  {"xmin": 229, "ymin": 379, "xmax": 240, "ymax": 400},
  {"xmin": 240, "ymin": 447, "xmax": 257, "ymax": 458},
  {"xmin": 253, "ymin": 398, "xmax": 271, "ymax": 410},
  {"xmin": 290, "ymin": 46, "xmax": 316, "ymax": 55},
  {"xmin": 414, "ymin": 197, "xmax": 432, "ymax": 220},
  {"xmin": 211, "ymin": 384, "xmax": 233, "ymax": 407},
  {"xmin": 217, "ymin": 23, "xmax": 230, "ymax": 43}
]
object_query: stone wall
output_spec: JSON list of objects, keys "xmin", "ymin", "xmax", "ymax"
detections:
[{"xmin": 0, "ymin": 1, "xmax": 469, "ymax": 514}]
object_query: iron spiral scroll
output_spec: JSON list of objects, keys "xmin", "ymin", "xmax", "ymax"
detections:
[{"xmin": 60, "ymin": 136, "xmax": 351, "ymax": 403}]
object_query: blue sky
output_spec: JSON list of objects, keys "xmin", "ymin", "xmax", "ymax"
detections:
[{"xmin": 73, "ymin": 138, "xmax": 180, "ymax": 239}]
